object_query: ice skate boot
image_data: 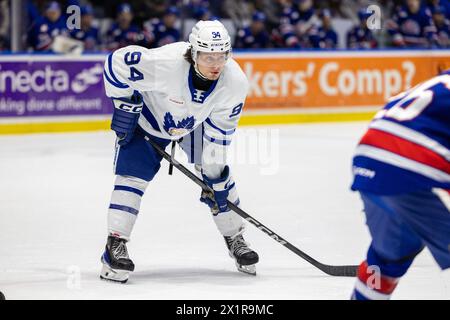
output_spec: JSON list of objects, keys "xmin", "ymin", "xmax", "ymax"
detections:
[
  {"xmin": 224, "ymin": 233, "xmax": 259, "ymax": 275},
  {"xmin": 100, "ymin": 235, "xmax": 135, "ymax": 283}
]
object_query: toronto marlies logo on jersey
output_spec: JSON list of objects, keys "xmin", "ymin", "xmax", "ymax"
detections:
[
  {"xmin": 163, "ymin": 112, "xmax": 196, "ymax": 136},
  {"xmin": 193, "ymin": 89, "xmax": 206, "ymax": 103}
]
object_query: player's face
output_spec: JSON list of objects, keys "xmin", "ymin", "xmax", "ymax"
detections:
[
  {"xmin": 196, "ymin": 52, "xmax": 228, "ymax": 80},
  {"xmin": 81, "ymin": 14, "xmax": 93, "ymax": 29},
  {"xmin": 251, "ymin": 20, "xmax": 264, "ymax": 33},
  {"xmin": 46, "ymin": 9, "xmax": 61, "ymax": 22},
  {"xmin": 433, "ymin": 13, "xmax": 445, "ymax": 26},
  {"xmin": 322, "ymin": 16, "xmax": 331, "ymax": 29},
  {"xmin": 407, "ymin": 0, "xmax": 420, "ymax": 13},
  {"xmin": 163, "ymin": 14, "xmax": 177, "ymax": 28},
  {"xmin": 118, "ymin": 12, "xmax": 133, "ymax": 27},
  {"xmin": 298, "ymin": 0, "xmax": 312, "ymax": 12}
]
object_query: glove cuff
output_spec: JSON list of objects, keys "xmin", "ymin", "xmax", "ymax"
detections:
[
  {"xmin": 112, "ymin": 92, "xmax": 143, "ymax": 114},
  {"xmin": 202, "ymin": 166, "xmax": 231, "ymax": 192}
]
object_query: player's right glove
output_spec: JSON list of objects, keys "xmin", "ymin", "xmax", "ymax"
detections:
[
  {"xmin": 111, "ymin": 91, "xmax": 144, "ymax": 146},
  {"xmin": 200, "ymin": 165, "xmax": 235, "ymax": 214},
  {"xmin": 111, "ymin": 92, "xmax": 143, "ymax": 146}
]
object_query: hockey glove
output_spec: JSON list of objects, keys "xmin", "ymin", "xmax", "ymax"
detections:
[
  {"xmin": 111, "ymin": 92, "xmax": 143, "ymax": 146},
  {"xmin": 200, "ymin": 165, "xmax": 235, "ymax": 213}
]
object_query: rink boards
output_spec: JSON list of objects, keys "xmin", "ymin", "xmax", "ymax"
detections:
[{"xmin": 0, "ymin": 50, "xmax": 449, "ymax": 134}]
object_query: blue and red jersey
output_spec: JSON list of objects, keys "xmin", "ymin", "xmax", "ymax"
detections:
[
  {"xmin": 347, "ymin": 26, "xmax": 378, "ymax": 49},
  {"xmin": 351, "ymin": 71, "xmax": 450, "ymax": 194},
  {"xmin": 105, "ymin": 23, "xmax": 146, "ymax": 51}
]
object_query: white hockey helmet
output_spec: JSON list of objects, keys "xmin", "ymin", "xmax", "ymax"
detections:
[{"xmin": 189, "ymin": 20, "xmax": 231, "ymax": 64}]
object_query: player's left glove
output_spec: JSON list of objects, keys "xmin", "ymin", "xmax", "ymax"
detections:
[
  {"xmin": 111, "ymin": 92, "xmax": 143, "ymax": 146},
  {"xmin": 200, "ymin": 165, "xmax": 235, "ymax": 214}
]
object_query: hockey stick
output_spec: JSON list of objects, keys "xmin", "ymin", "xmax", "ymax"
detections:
[{"xmin": 144, "ymin": 136, "xmax": 358, "ymax": 277}]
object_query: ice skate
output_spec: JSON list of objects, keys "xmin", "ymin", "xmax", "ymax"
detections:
[
  {"xmin": 100, "ymin": 235, "xmax": 135, "ymax": 283},
  {"xmin": 224, "ymin": 233, "xmax": 259, "ymax": 275}
]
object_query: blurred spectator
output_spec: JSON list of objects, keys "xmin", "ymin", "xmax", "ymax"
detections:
[
  {"xmin": 193, "ymin": 7, "xmax": 219, "ymax": 21},
  {"xmin": 335, "ymin": 0, "xmax": 384, "ymax": 22},
  {"xmin": 432, "ymin": 5, "xmax": 450, "ymax": 47},
  {"xmin": 27, "ymin": 0, "xmax": 42, "ymax": 23},
  {"xmin": 184, "ymin": 0, "xmax": 211, "ymax": 20},
  {"xmin": 279, "ymin": 0, "xmax": 320, "ymax": 48},
  {"xmin": 14, "ymin": 0, "xmax": 450, "ymax": 52},
  {"xmin": 222, "ymin": 0, "xmax": 253, "ymax": 28},
  {"xmin": 90, "ymin": 0, "xmax": 165, "ymax": 22},
  {"xmin": 386, "ymin": 0, "xmax": 438, "ymax": 48},
  {"xmin": 346, "ymin": 9, "xmax": 379, "ymax": 48},
  {"xmin": 248, "ymin": 0, "xmax": 283, "ymax": 32},
  {"xmin": 105, "ymin": 3, "xmax": 146, "ymax": 51},
  {"xmin": 310, "ymin": 9, "xmax": 338, "ymax": 48},
  {"xmin": 28, "ymin": 1, "xmax": 70, "ymax": 51},
  {"xmin": 235, "ymin": 11, "xmax": 271, "ymax": 48},
  {"xmin": 427, "ymin": 0, "xmax": 450, "ymax": 19},
  {"xmin": 132, "ymin": 0, "xmax": 169, "ymax": 25},
  {"xmin": 143, "ymin": 6, "xmax": 181, "ymax": 48},
  {"xmin": 69, "ymin": 5, "xmax": 101, "ymax": 51}
]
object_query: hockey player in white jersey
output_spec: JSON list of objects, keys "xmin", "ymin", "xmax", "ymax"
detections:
[{"xmin": 100, "ymin": 20, "xmax": 259, "ymax": 282}]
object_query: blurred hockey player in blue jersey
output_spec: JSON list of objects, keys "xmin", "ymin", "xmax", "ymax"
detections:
[
  {"xmin": 100, "ymin": 20, "xmax": 259, "ymax": 282},
  {"xmin": 346, "ymin": 9, "xmax": 379, "ymax": 49},
  {"xmin": 69, "ymin": 5, "xmax": 100, "ymax": 52},
  {"xmin": 235, "ymin": 12, "xmax": 271, "ymax": 49},
  {"xmin": 428, "ymin": 0, "xmax": 450, "ymax": 19},
  {"xmin": 431, "ymin": 5, "xmax": 450, "ymax": 47},
  {"xmin": 350, "ymin": 69, "xmax": 450, "ymax": 300},
  {"xmin": 105, "ymin": 3, "xmax": 146, "ymax": 51},
  {"xmin": 387, "ymin": 0, "xmax": 438, "ymax": 48},
  {"xmin": 279, "ymin": 0, "xmax": 319, "ymax": 48},
  {"xmin": 28, "ymin": 1, "xmax": 69, "ymax": 51},
  {"xmin": 143, "ymin": 6, "xmax": 181, "ymax": 49},
  {"xmin": 309, "ymin": 9, "xmax": 338, "ymax": 49}
]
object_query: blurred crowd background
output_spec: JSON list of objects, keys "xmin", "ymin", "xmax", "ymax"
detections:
[{"xmin": 0, "ymin": 0, "xmax": 449, "ymax": 52}]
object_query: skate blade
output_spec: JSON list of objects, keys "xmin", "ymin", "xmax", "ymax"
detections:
[
  {"xmin": 236, "ymin": 262, "xmax": 256, "ymax": 276},
  {"xmin": 100, "ymin": 263, "xmax": 130, "ymax": 283}
]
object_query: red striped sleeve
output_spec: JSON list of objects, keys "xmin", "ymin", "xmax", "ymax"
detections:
[{"xmin": 359, "ymin": 128, "xmax": 450, "ymax": 174}]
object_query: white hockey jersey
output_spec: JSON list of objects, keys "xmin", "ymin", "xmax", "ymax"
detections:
[{"xmin": 103, "ymin": 42, "xmax": 249, "ymax": 178}]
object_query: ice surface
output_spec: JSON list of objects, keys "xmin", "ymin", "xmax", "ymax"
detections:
[{"xmin": 0, "ymin": 122, "xmax": 448, "ymax": 299}]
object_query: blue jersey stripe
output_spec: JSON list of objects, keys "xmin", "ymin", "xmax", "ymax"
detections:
[
  {"xmin": 114, "ymin": 185, "xmax": 144, "ymax": 196},
  {"xmin": 190, "ymin": 130, "xmax": 195, "ymax": 163},
  {"xmin": 205, "ymin": 118, "xmax": 235, "ymax": 135},
  {"xmin": 142, "ymin": 104, "xmax": 161, "ymax": 132},
  {"xmin": 204, "ymin": 133, "xmax": 231, "ymax": 146},
  {"xmin": 109, "ymin": 204, "xmax": 139, "ymax": 215},
  {"xmin": 107, "ymin": 53, "xmax": 130, "ymax": 89},
  {"xmin": 104, "ymin": 70, "xmax": 129, "ymax": 89}
]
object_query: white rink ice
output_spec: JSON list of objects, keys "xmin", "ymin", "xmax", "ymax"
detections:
[{"xmin": 1, "ymin": 122, "xmax": 449, "ymax": 300}]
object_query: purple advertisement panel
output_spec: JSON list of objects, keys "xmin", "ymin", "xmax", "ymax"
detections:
[{"xmin": 0, "ymin": 56, "xmax": 113, "ymax": 118}]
